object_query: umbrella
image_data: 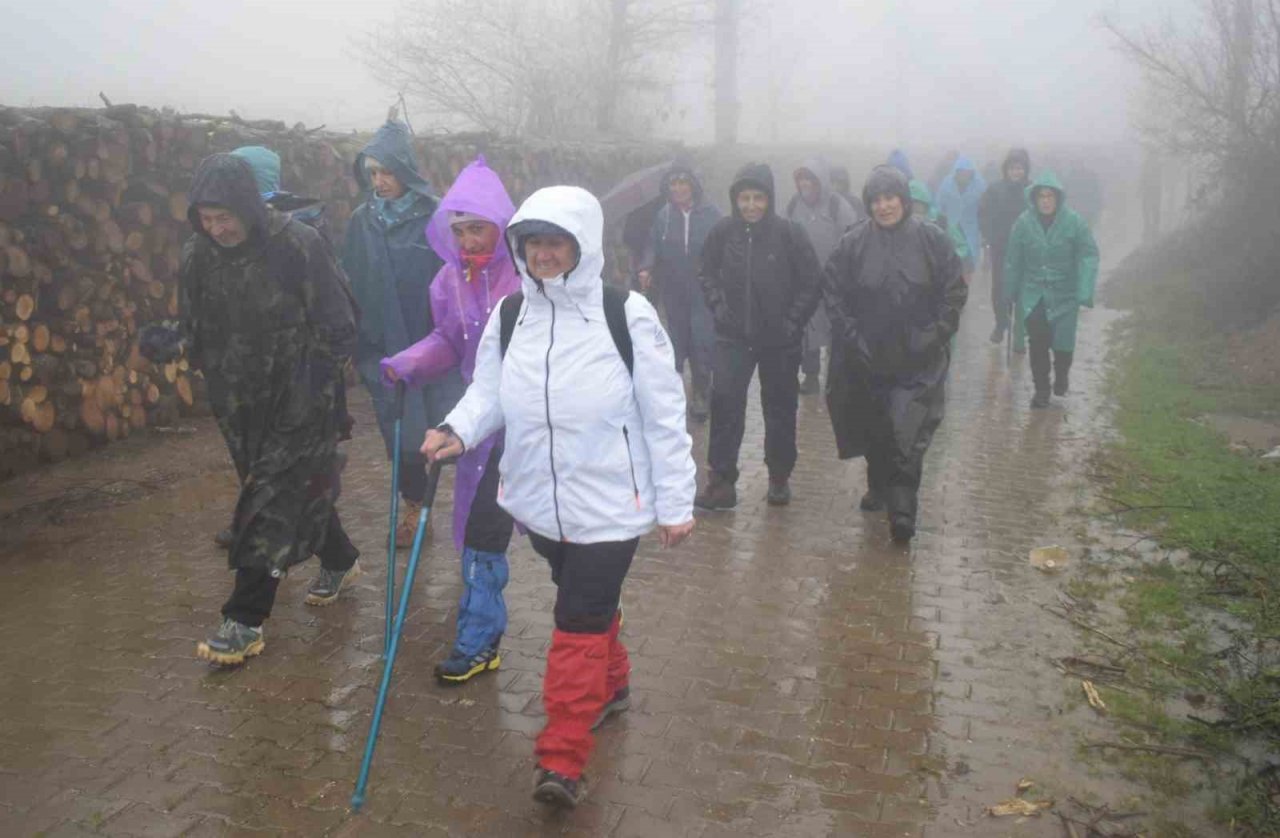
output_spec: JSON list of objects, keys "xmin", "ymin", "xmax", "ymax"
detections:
[{"xmin": 599, "ymin": 159, "xmax": 675, "ymax": 226}]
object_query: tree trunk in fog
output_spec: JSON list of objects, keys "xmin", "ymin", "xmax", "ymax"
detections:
[
  {"xmin": 597, "ymin": 0, "xmax": 632, "ymax": 134},
  {"xmin": 714, "ymin": 0, "xmax": 738, "ymax": 145}
]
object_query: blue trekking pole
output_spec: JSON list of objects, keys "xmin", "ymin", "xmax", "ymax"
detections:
[
  {"xmin": 384, "ymin": 381, "xmax": 406, "ymax": 658},
  {"xmin": 352, "ymin": 459, "xmax": 448, "ymax": 812}
]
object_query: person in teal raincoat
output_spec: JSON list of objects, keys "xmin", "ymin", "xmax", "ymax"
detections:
[
  {"xmin": 909, "ymin": 180, "xmax": 970, "ymax": 265},
  {"xmin": 1002, "ymin": 171, "xmax": 1099, "ymax": 408}
]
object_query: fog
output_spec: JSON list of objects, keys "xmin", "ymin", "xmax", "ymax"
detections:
[{"xmin": 0, "ymin": 0, "xmax": 1190, "ymax": 148}]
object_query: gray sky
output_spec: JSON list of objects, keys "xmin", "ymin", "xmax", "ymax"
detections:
[{"xmin": 1, "ymin": 0, "xmax": 1187, "ymax": 146}]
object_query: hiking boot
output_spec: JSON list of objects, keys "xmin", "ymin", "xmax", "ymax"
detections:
[
  {"xmin": 1053, "ymin": 371, "xmax": 1069, "ymax": 397},
  {"xmin": 859, "ymin": 490, "xmax": 886, "ymax": 512},
  {"xmin": 213, "ymin": 527, "xmax": 234, "ymax": 550},
  {"xmin": 766, "ymin": 480, "xmax": 791, "ymax": 506},
  {"xmin": 1030, "ymin": 390, "xmax": 1051, "ymax": 409},
  {"xmin": 799, "ymin": 374, "xmax": 821, "ymax": 395},
  {"xmin": 592, "ymin": 686, "xmax": 631, "ymax": 730},
  {"xmin": 533, "ymin": 768, "xmax": 583, "ymax": 808},
  {"xmin": 434, "ymin": 645, "xmax": 501, "ymax": 685},
  {"xmin": 890, "ymin": 515, "xmax": 916, "ymax": 543},
  {"xmin": 304, "ymin": 561, "xmax": 362, "ymax": 606},
  {"xmin": 989, "ymin": 326, "xmax": 1005, "ymax": 344},
  {"xmin": 694, "ymin": 475, "xmax": 737, "ymax": 511},
  {"xmin": 394, "ymin": 499, "xmax": 424, "ymax": 548},
  {"xmin": 196, "ymin": 619, "xmax": 264, "ymax": 666}
]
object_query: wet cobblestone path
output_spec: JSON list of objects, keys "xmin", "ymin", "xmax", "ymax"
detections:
[{"xmin": 0, "ymin": 270, "xmax": 1122, "ymax": 837}]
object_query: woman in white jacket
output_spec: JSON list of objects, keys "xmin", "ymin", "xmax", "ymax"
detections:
[{"xmin": 424, "ymin": 186, "xmax": 696, "ymax": 807}]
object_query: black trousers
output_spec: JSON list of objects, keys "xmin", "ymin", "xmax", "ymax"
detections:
[
  {"xmin": 1025, "ymin": 302, "xmax": 1073, "ymax": 393},
  {"xmin": 221, "ymin": 510, "xmax": 359, "ymax": 627},
  {"xmin": 465, "ymin": 443, "xmax": 515, "ymax": 554},
  {"xmin": 865, "ymin": 426, "xmax": 925, "ymax": 525},
  {"xmin": 990, "ymin": 244, "xmax": 1012, "ymax": 331},
  {"xmin": 707, "ymin": 338, "xmax": 801, "ymax": 483},
  {"xmin": 528, "ymin": 533, "xmax": 638, "ymax": 634}
]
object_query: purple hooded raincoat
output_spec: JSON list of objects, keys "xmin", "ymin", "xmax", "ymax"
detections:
[{"xmin": 380, "ymin": 157, "xmax": 519, "ymax": 550}]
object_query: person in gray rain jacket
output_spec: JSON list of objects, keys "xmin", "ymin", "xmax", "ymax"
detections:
[
  {"xmin": 638, "ymin": 164, "xmax": 722, "ymax": 421},
  {"xmin": 343, "ymin": 121, "xmax": 465, "ymax": 546},
  {"xmin": 786, "ymin": 158, "xmax": 861, "ymax": 394}
]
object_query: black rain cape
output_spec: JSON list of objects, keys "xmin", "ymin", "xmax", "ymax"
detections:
[
  {"xmin": 181, "ymin": 154, "xmax": 358, "ymax": 574},
  {"xmin": 824, "ymin": 166, "xmax": 968, "ymax": 467}
]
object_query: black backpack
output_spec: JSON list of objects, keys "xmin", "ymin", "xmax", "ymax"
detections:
[{"xmin": 498, "ymin": 285, "xmax": 634, "ymax": 375}]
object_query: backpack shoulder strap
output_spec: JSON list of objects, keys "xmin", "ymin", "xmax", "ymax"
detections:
[
  {"xmin": 499, "ymin": 291, "xmax": 524, "ymax": 358},
  {"xmin": 601, "ymin": 285, "xmax": 634, "ymax": 376}
]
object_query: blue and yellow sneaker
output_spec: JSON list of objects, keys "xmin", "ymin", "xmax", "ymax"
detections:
[{"xmin": 434, "ymin": 645, "xmax": 501, "ymax": 685}]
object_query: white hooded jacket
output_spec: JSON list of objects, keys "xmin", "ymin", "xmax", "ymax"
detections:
[{"xmin": 442, "ymin": 186, "xmax": 696, "ymax": 543}]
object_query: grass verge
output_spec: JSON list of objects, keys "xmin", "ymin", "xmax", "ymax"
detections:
[{"xmin": 1094, "ymin": 252, "xmax": 1280, "ymax": 834}]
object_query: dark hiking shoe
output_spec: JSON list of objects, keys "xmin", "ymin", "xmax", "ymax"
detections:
[
  {"xmin": 800, "ymin": 374, "xmax": 821, "ymax": 395},
  {"xmin": 859, "ymin": 491, "xmax": 886, "ymax": 512},
  {"xmin": 766, "ymin": 480, "xmax": 792, "ymax": 506},
  {"xmin": 434, "ymin": 645, "xmax": 501, "ymax": 685},
  {"xmin": 1053, "ymin": 372, "xmax": 1069, "ymax": 397},
  {"xmin": 533, "ymin": 768, "xmax": 584, "ymax": 808},
  {"xmin": 695, "ymin": 477, "xmax": 737, "ymax": 511},
  {"xmin": 214, "ymin": 527, "xmax": 234, "ymax": 550},
  {"xmin": 592, "ymin": 686, "xmax": 631, "ymax": 730},
  {"xmin": 1030, "ymin": 390, "xmax": 1051, "ymax": 409},
  {"xmin": 304, "ymin": 561, "xmax": 362, "ymax": 607},
  {"xmin": 196, "ymin": 619, "xmax": 264, "ymax": 666},
  {"xmin": 989, "ymin": 326, "xmax": 1005, "ymax": 344},
  {"xmin": 890, "ymin": 516, "xmax": 916, "ymax": 543}
]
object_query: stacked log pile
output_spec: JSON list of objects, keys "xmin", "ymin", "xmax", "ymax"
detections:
[{"xmin": 0, "ymin": 104, "xmax": 672, "ymax": 479}]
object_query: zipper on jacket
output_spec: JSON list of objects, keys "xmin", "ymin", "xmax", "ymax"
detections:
[
  {"xmin": 622, "ymin": 426, "xmax": 641, "ymax": 510},
  {"xmin": 540, "ymin": 287, "xmax": 566, "ymax": 540}
]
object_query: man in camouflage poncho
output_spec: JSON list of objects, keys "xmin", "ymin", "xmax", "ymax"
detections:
[{"xmin": 145, "ymin": 153, "xmax": 361, "ymax": 665}]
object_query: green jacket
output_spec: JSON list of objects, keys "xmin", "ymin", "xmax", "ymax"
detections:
[{"xmin": 1002, "ymin": 170, "xmax": 1099, "ymax": 352}]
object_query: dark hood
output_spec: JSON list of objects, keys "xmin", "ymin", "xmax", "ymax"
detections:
[
  {"xmin": 353, "ymin": 120, "xmax": 432, "ymax": 197},
  {"xmin": 729, "ymin": 162, "xmax": 776, "ymax": 220},
  {"xmin": 187, "ymin": 153, "xmax": 270, "ymax": 242},
  {"xmin": 794, "ymin": 156, "xmax": 832, "ymax": 202},
  {"xmin": 660, "ymin": 161, "xmax": 705, "ymax": 206},
  {"xmin": 862, "ymin": 165, "xmax": 912, "ymax": 226},
  {"xmin": 1002, "ymin": 148, "xmax": 1031, "ymax": 180}
]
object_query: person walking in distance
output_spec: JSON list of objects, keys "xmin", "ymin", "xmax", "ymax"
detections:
[
  {"xmin": 696, "ymin": 163, "xmax": 823, "ymax": 510},
  {"xmin": 637, "ymin": 164, "xmax": 722, "ymax": 422},
  {"xmin": 381, "ymin": 157, "xmax": 520, "ymax": 684},
  {"xmin": 1002, "ymin": 170, "xmax": 1099, "ymax": 408},
  {"xmin": 786, "ymin": 158, "xmax": 861, "ymax": 395},
  {"xmin": 824, "ymin": 166, "xmax": 968, "ymax": 542},
  {"xmin": 423, "ymin": 186, "xmax": 696, "ymax": 807},
  {"xmin": 344, "ymin": 120, "xmax": 465, "ymax": 548},
  {"xmin": 979, "ymin": 148, "xmax": 1032, "ymax": 347},
  {"xmin": 935, "ymin": 154, "xmax": 987, "ymax": 277},
  {"xmin": 141, "ymin": 154, "xmax": 361, "ymax": 665}
]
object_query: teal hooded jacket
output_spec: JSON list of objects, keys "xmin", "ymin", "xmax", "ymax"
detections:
[{"xmin": 1002, "ymin": 170, "xmax": 1100, "ymax": 352}]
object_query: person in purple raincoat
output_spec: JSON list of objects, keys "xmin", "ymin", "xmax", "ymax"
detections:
[{"xmin": 381, "ymin": 157, "xmax": 519, "ymax": 684}]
